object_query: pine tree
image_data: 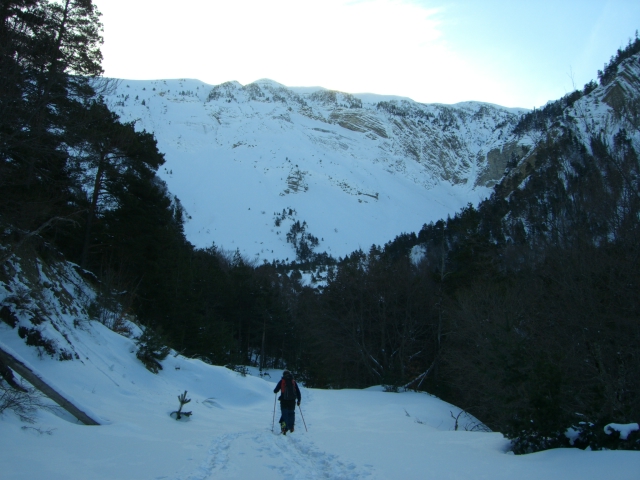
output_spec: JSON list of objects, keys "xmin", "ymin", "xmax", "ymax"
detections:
[
  {"xmin": 69, "ymin": 98, "xmax": 165, "ymax": 267},
  {"xmin": 135, "ymin": 327, "xmax": 170, "ymax": 373},
  {"xmin": 0, "ymin": 0, "xmax": 103, "ymax": 232}
]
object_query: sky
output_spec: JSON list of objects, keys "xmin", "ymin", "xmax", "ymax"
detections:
[{"xmin": 92, "ymin": 0, "xmax": 639, "ymax": 109}]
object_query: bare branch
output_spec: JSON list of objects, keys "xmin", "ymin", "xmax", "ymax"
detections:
[{"xmin": 1, "ymin": 215, "xmax": 80, "ymax": 265}]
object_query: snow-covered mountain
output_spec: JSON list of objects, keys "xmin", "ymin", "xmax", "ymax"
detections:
[
  {"xmin": 500, "ymin": 50, "xmax": 640, "ymax": 193},
  {"xmin": 104, "ymin": 79, "xmax": 528, "ymax": 261},
  {"xmin": 564, "ymin": 51, "xmax": 640, "ymax": 148}
]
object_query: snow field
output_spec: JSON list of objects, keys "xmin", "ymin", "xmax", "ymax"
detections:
[{"xmin": 2, "ymin": 309, "xmax": 639, "ymax": 479}]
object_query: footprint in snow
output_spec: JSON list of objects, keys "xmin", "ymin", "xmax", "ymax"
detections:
[
  {"xmin": 181, "ymin": 433, "xmax": 238, "ymax": 480},
  {"xmin": 179, "ymin": 429, "xmax": 372, "ymax": 480},
  {"xmin": 257, "ymin": 430, "xmax": 373, "ymax": 479}
]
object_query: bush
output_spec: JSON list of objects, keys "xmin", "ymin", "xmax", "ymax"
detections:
[
  {"xmin": 17, "ymin": 327, "xmax": 56, "ymax": 357},
  {"xmin": 508, "ymin": 417, "xmax": 640, "ymax": 454},
  {"xmin": 0, "ymin": 305, "xmax": 18, "ymax": 328},
  {"xmin": 569, "ymin": 421, "xmax": 640, "ymax": 451},
  {"xmin": 508, "ymin": 423, "xmax": 571, "ymax": 454},
  {"xmin": 135, "ymin": 327, "xmax": 170, "ymax": 373},
  {"xmin": 225, "ymin": 364, "xmax": 249, "ymax": 376},
  {"xmin": 0, "ymin": 382, "xmax": 42, "ymax": 423}
]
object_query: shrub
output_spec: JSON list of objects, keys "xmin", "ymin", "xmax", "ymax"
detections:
[
  {"xmin": 135, "ymin": 327, "xmax": 170, "ymax": 373},
  {"xmin": 226, "ymin": 364, "xmax": 249, "ymax": 376},
  {"xmin": 508, "ymin": 417, "xmax": 640, "ymax": 454},
  {"xmin": 0, "ymin": 305, "xmax": 18, "ymax": 328},
  {"xmin": 0, "ymin": 382, "xmax": 42, "ymax": 423},
  {"xmin": 17, "ymin": 327, "xmax": 56, "ymax": 357}
]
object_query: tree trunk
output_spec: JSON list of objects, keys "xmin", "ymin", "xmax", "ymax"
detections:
[{"xmin": 81, "ymin": 155, "xmax": 105, "ymax": 267}]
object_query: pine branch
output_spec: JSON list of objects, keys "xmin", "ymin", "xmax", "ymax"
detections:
[{"xmin": 171, "ymin": 390, "xmax": 192, "ymax": 420}]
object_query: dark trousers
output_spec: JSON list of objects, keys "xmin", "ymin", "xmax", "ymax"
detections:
[{"xmin": 279, "ymin": 405, "xmax": 296, "ymax": 431}]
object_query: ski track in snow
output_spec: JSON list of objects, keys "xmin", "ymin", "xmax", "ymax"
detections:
[
  {"xmin": 181, "ymin": 433, "xmax": 237, "ymax": 480},
  {"xmin": 179, "ymin": 429, "xmax": 373, "ymax": 480}
]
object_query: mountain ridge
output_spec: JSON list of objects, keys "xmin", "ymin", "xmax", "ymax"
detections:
[{"xmin": 104, "ymin": 78, "xmax": 529, "ymax": 261}]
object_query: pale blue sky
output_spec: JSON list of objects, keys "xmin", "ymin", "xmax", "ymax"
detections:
[{"xmin": 92, "ymin": 0, "xmax": 639, "ymax": 108}]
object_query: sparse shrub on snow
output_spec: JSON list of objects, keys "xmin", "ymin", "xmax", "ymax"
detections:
[
  {"xmin": 226, "ymin": 364, "xmax": 249, "ymax": 377},
  {"xmin": 0, "ymin": 371, "xmax": 43, "ymax": 424},
  {"xmin": 170, "ymin": 390, "xmax": 192, "ymax": 420}
]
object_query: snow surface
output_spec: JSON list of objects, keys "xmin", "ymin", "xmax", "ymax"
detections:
[
  {"xmin": 102, "ymin": 78, "xmax": 518, "ymax": 262},
  {"xmin": 2, "ymin": 326, "xmax": 639, "ymax": 480},
  {"xmin": 1, "ymin": 257, "xmax": 639, "ymax": 479}
]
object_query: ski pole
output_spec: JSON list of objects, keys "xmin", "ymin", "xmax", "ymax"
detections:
[
  {"xmin": 298, "ymin": 403, "xmax": 308, "ymax": 432},
  {"xmin": 271, "ymin": 393, "xmax": 277, "ymax": 432}
]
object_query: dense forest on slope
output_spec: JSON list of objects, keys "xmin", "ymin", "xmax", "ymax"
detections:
[
  {"xmin": 0, "ymin": 0, "xmax": 318, "ymax": 379},
  {"xmin": 1, "ymin": 1, "xmax": 639, "ymax": 453}
]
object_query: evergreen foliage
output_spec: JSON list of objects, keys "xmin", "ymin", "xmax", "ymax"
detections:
[
  {"xmin": 515, "ymin": 32, "xmax": 640, "ymax": 137},
  {"xmin": 18, "ymin": 327, "xmax": 57, "ymax": 357},
  {"xmin": 170, "ymin": 390, "xmax": 192, "ymax": 420},
  {"xmin": 598, "ymin": 31, "xmax": 640, "ymax": 86},
  {"xmin": 286, "ymin": 220, "xmax": 319, "ymax": 261},
  {"xmin": 513, "ymin": 87, "xmax": 590, "ymax": 135},
  {"xmin": 135, "ymin": 327, "xmax": 170, "ymax": 373}
]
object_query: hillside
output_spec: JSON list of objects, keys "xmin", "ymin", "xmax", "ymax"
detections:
[
  {"xmin": 104, "ymin": 79, "xmax": 528, "ymax": 261},
  {"xmin": 500, "ymin": 44, "xmax": 640, "ymax": 196},
  {"xmin": 1, "ymin": 252, "xmax": 638, "ymax": 479}
]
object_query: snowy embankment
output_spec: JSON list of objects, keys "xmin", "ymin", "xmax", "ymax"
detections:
[
  {"xmin": 1, "ymin": 257, "xmax": 639, "ymax": 479},
  {"xmin": 2, "ymin": 331, "xmax": 639, "ymax": 479}
]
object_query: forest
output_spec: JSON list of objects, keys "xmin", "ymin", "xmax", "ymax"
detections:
[{"xmin": 1, "ymin": 1, "xmax": 639, "ymax": 453}]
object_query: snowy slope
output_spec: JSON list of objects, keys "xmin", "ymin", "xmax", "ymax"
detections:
[
  {"xmin": 103, "ymin": 79, "xmax": 526, "ymax": 262},
  {"xmin": 491, "ymin": 51, "xmax": 640, "ymax": 211},
  {"xmin": 566, "ymin": 53, "xmax": 640, "ymax": 151},
  {"xmin": 1, "ymin": 254, "xmax": 639, "ymax": 479}
]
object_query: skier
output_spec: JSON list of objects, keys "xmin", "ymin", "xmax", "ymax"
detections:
[{"xmin": 273, "ymin": 370, "xmax": 301, "ymax": 435}]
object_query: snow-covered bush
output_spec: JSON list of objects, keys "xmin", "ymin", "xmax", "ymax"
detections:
[
  {"xmin": 509, "ymin": 417, "xmax": 640, "ymax": 454},
  {"xmin": 568, "ymin": 421, "xmax": 640, "ymax": 451}
]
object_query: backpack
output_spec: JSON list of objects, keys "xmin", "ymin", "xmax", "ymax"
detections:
[{"xmin": 280, "ymin": 377, "xmax": 297, "ymax": 401}]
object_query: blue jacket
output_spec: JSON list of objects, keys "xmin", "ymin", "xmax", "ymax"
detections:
[{"xmin": 274, "ymin": 376, "xmax": 301, "ymax": 409}]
